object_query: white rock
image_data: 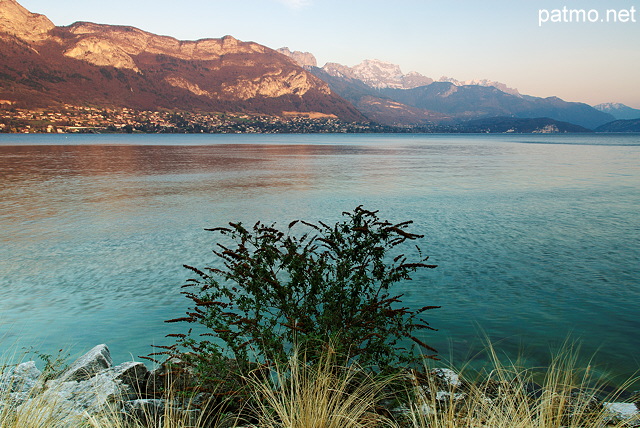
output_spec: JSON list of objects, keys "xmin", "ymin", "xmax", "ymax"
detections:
[
  {"xmin": 22, "ymin": 372, "xmax": 131, "ymax": 421},
  {"xmin": 0, "ymin": 361, "xmax": 41, "ymax": 393},
  {"xmin": 0, "ymin": 361, "xmax": 42, "ymax": 407},
  {"xmin": 431, "ymin": 368, "xmax": 462, "ymax": 388},
  {"xmin": 436, "ymin": 390, "xmax": 466, "ymax": 401},
  {"xmin": 603, "ymin": 402, "xmax": 640, "ymax": 426},
  {"xmin": 56, "ymin": 344, "xmax": 112, "ymax": 383}
]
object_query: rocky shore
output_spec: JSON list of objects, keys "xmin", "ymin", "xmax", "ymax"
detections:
[
  {"xmin": 0, "ymin": 344, "xmax": 196, "ymax": 426},
  {"xmin": 1, "ymin": 344, "xmax": 639, "ymax": 427}
]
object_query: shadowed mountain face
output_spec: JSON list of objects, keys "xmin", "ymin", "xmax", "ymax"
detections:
[
  {"xmin": 594, "ymin": 103, "xmax": 640, "ymax": 121},
  {"xmin": 300, "ymin": 56, "xmax": 614, "ymax": 129},
  {"xmin": 0, "ymin": 0, "xmax": 365, "ymax": 121},
  {"xmin": 379, "ymin": 84, "xmax": 614, "ymax": 129},
  {"xmin": 308, "ymin": 66, "xmax": 450, "ymax": 126},
  {"xmin": 0, "ymin": 0, "xmax": 617, "ymax": 129},
  {"xmin": 595, "ymin": 118, "xmax": 640, "ymax": 133}
]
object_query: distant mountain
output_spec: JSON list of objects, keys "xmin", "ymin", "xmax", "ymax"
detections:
[
  {"xmin": 309, "ymin": 64, "xmax": 613, "ymax": 128},
  {"xmin": 593, "ymin": 103, "xmax": 640, "ymax": 120},
  {"xmin": 319, "ymin": 58, "xmax": 523, "ymax": 94},
  {"xmin": 283, "ymin": 54, "xmax": 612, "ymax": 129},
  {"xmin": 342, "ymin": 59, "xmax": 434, "ymax": 90},
  {"xmin": 595, "ymin": 119, "xmax": 640, "ymax": 133},
  {"xmin": 459, "ymin": 117, "xmax": 591, "ymax": 133},
  {"xmin": 380, "ymin": 84, "xmax": 613, "ymax": 129},
  {"xmin": 0, "ymin": 0, "xmax": 364, "ymax": 121},
  {"xmin": 276, "ymin": 47, "xmax": 317, "ymax": 68},
  {"xmin": 309, "ymin": 66, "xmax": 448, "ymax": 126},
  {"xmin": 0, "ymin": 0, "xmax": 620, "ymax": 131},
  {"xmin": 437, "ymin": 77, "xmax": 520, "ymax": 96},
  {"xmin": 278, "ymin": 52, "xmax": 518, "ymax": 95}
]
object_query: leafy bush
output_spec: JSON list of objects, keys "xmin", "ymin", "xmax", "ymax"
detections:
[{"xmin": 163, "ymin": 206, "xmax": 439, "ymax": 374}]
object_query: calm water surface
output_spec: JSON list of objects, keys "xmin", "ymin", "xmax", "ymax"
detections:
[{"xmin": 0, "ymin": 133, "xmax": 638, "ymax": 383}]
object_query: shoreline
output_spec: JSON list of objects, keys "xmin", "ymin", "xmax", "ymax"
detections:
[{"xmin": 2, "ymin": 343, "xmax": 639, "ymax": 427}]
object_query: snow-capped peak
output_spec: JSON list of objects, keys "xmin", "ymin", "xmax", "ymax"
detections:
[
  {"xmin": 351, "ymin": 59, "xmax": 405, "ymax": 89},
  {"xmin": 322, "ymin": 59, "xmax": 433, "ymax": 89},
  {"xmin": 438, "ymin": 76, "xmax": 520, "ymax": 95},
  {"xmin": 593, "ymin": 102, "xmax": 640, "ymax": 120}
]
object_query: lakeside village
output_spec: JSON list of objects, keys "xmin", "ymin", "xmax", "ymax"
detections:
[{"xmin": 0, "ymin": 104, "xmax": 394, "ymax": 134}]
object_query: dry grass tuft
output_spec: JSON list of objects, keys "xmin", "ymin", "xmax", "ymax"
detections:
[
  {"xmin": 406, "ymin": 341, "xmax": 639, "ymax": 428},
  {"xmin": 1, "ymin": 341, "xmax": 638, "ymax": 428},
  {"xmin": 247, "ymin": 346, "xmax": 396, "ymax": 428}
]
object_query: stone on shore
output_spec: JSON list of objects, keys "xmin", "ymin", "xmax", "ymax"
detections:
[
  {"xmin": 0, "ymin": 361, "xmax": 42, "ymax": 406},
  {"xmin": 2, "ymin": 344, "xmax": 639, "ymax": 428},
  {"xmin": 55, "ymin": 343, "xmax": 112, "ymax": 383},
  {"xmin": 6, "ymin": 344, "xmax": 149, "ymax": 424},
  {"xmin": 603, "ymin": 402, "xmax": 640, "ymax": 426}
]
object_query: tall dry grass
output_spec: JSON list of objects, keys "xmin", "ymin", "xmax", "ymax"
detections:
[
  {"xmin": 406, "ymin": 341, "xmax": 639, "ymax": 428},
  {"xmin": 0, "ymin": 341, "xmax": 637, "ymax": 428},
  {"xmin": 0, "ymin": 392, "xmax": 83, "ymax": 428},
  {"xmin": 246, "ymin": 346, "xmax": 396, "ymax": 428}
]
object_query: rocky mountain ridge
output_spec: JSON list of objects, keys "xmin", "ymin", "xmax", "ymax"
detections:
[
  {"xmin": 279, "ymin": 49, "xmax": 516, "ymax": 94},
  {"xmin": 276, "ymin": 47, "xmax": 317, "ymax": 68},
  {"xmin": 437, "ymin": 76, "xmax": 519, "ymax": 96},
  {"xmin": 0, "ymin": 0, "xmax": 623, "ymax": 130},
  {"xmin": 278, "ymin": 49, "xmax": 612, "ymax": 128},
  {"xmin": 0, "ymin": 0, "xmax": 364, "ymax": 121},
  {"xmin": 336, "ymin": 59, "xmax": 434, "ymax": 90},
  {"xmin": 594, "ymin": 103, "xmax": 640, "ymax": 120},
  {"xmin": 0, "ymin": 0, "xmax": 54, "ymax": 41},
  {"xmin": 61, "ymin": 23, "xmax": 270, "ymax": 73}
]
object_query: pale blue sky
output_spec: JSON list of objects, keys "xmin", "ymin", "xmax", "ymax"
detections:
[{"xmin": 18, "ymin": 0, "xmax": 640, "ymax": 108}]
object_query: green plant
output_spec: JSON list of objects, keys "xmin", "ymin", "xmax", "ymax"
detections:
[
  {"xmin": 161, "ymin": 206, "xmax": 439, "ymax": 377},
  {"xmin": 21, "ymin": 347, "xmax": 69, "ymax": 382}
]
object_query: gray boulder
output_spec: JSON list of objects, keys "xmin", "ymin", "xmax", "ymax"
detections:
[
  {"xmin": 16, "ymin": 345, "xmax": 146, "ymax": 422},
  {"xmin": 27, "ymin": 372, "xmax": 125, "ymax": 419},
  {"xmin": 109, "ymin": 361, "xmax": 149, "ymax": 396},
  {"xmin": 603, "ymin": 402, "xmax": 640, "ymax": 426},
  {"xmin": 0, "ymin": 361, "xmax": 42, "ymax": 407},
  {"xmin": 431, "ymin": 368, "xmax": 462, "ymax": 389},
  {"xmin": 0, "ymin": 344, "xmax": 160, "ymax": 426},
  {"xmin": 0, "ymin": 361, "xmax": 42, "ymax": 393},
  {"xmin": 56, "ymin": 344, "xmax": 112, "ymax": 383}
]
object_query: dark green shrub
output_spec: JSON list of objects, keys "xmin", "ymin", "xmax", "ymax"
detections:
[{"xmin": 162, "ymin": 206, "xmax": 439, "ymax": 375}]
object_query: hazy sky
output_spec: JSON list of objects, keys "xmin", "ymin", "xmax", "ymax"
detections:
[{"xmin": 18, "ymin": 0, "xmax": 640, "ymax": 108}]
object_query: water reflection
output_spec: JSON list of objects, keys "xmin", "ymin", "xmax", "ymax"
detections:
[{"xmin": 0, "ymin": 135, "xmax": 638, "ymax": 382}]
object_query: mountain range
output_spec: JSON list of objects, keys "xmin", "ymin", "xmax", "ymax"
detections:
[
  {"xmin": 0, "ymin": 0, "xmax": 629, "ymax": 131},
  {"xmin": 0, "ymin": 0, "xmax": 364, "ymax": 121},
  {"xmin": 278, "ymin": 49, "xmax": 615, "ymax": 129}
]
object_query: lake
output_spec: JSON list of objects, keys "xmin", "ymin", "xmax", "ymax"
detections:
[{"xmin": 0, "ymin": 133, "xmax": 638, "ymax": 384}]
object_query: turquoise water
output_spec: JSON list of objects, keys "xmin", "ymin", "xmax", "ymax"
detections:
[{"xmin": 0, "ymin": 133, "xmax": 638, "ymax": 383}]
